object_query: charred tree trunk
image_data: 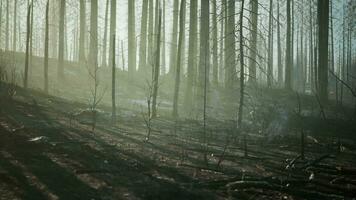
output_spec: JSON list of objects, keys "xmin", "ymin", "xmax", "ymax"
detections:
[
  {"xmin": 109, "ymin": 0, "xmax": 117, "ymax": 71},
  {"xmin": 317, "ymin": 0, "xmax": 329, "ymax": 104},
  {"xmin": 285, "ymin": 0, "xmax": 292, "ymax": 90}
]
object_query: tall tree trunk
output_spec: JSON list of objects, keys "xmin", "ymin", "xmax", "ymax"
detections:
[
  {"xmin": 44, "ymin": 0, "xmax": 49, "ymax": 93},
  {"xmin": 309, "ymin": 0, "xmax": 314, "ymax": 92},
  {"xmin": 0, "ymin": 0, "xmax": 2, "ymax": 49},
  {"xmin": 238, "ymin": 0, "xmax": 246, "ymax": 156},
  {"xmin": 121, "ymin": 40, "xmax": 125, "ymax": 70},
  {"xmin": 169, "ymin": 0, "xmax": 179, "ymax": 76},
  {"xmin": 212, "ymin": 0, "xmax": 218, "ymax": 85},
  {"xmin": 197, "ymin": 0, "xmax": 210, "ymax": 113},
  {"xmin": 225, "ymin": 0, "xmax": 236, "ymax": 89},
  {"xmin": 24, "ymin": 2, "xmax": 31, "ymax": 89},
  {"xmin": 267, "ymin": 0, "xmax": 273, "ymax": 88},
  {"xmin": 172, "ymin": 0, "xmax": 186, "ymax": 118},
  {"xmin": 112, "ymin": 34, "xmax": 116, "ymax": 123},
  {"xmin": 317, "ymin": 0, "xmax": 329, "ymax": 104},
  {"xmin": 12, "ymin": 0, "xmax": 17, "ymax": 52},
  {"xmin": 57, "ymin": 0, "xmax": 65, "ymax": 79},
  {"xmin": 89, "ymin": 0, "xmax": 98, "ymax": 72},
  {"xmin": 161, "ymin": 0, "xmax": 166, "ymax": 75},
  {"xmin": 183, "ymin": 0, "xmax": 197, "ymax": 110},
  {"xmin": 249, "ymin": 0, "xmax": 258, "ymax": 84},
  {"xmin": 79, "ymin": 0, "xmax": 86, "ymax": 62},
  {"xmin": 285, "ymin": 0, "xmax": 292, "ymax": 89},
  {"xmin": 147, "ymin": 0, "xmax": 154, "ymax": 70},
  {"xmin": 277, "ymin": 1, "xmax": 282, "ymax": 85},
  {"xmin": 138, "ymin": 0, "xmax": 148, "ymax": 73},
  {"xmin": 152, "ymin": 9, "xmax": 162, "ymax": 118},
  {"xmin": 128, "ymin": 0, "xmax": 136, "ymax": 80},
  {"xmin": 5, "ymin": 0, "xmax": 9, "ymax": 51},
  {"xmin": 109, "ymin": 0, "xmax": 117, "ymax": 71},
  {"xmin": 219, "ymin": 0, "xmax": 224, "ymax": 85},
  {"xmin": 101, "ymin": 0, "xmax": 109, "ymax": 67}
]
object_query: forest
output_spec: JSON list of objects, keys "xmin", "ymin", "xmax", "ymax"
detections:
[{"xmin": 0, "ymin": 0, "xmax": 355, "ymax": 199}]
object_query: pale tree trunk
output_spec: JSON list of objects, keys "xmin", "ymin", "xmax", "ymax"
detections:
[
  {"xmin": 317, "ymin": 0, "xmax": 329, "ymax": 104},
  {"xmin": 101, "ymin": 0, "xmax": 109, "ymax": 67},
  {"xmin": 169, "ymin": 0, "xmax": 179, "ymax": 76},
  {"xmin": 0, "ymin": 0, "xmax": 2, "ymax": 49},
  {"xmin": 147, "ymin": 0, "xmax": 154, "ymax": 70},
  {"xmin": 57, "ymin": 0, "xmax": 65, "ymax": 79},
  {"xmin": 152, "ymin": 9, "xmax": 162, "ymax": 118},
  {"xmin": 183, "ymin": 0, "xmax": 197, "ymax": 110},
  {"xmin": 5, "ymin": 0, "xmax": 9, "ymax": 51},
  {"xmin": 12, "ymin": 0, "xmax": 17, "ymax": 52},
  {"xmin": 138, "ymin": 0, "xmax": 148, "ymax": 73},
  {"xmin": 128, "ymin": 0, "xmax": 136, "ymax": 80},
  {"xmin": 44, "ymin": 0, "xmax": 49, "ymax": 93},
  {"xmin": 172, "ymin": 0, "xmax": 186, "ymax": 118}
]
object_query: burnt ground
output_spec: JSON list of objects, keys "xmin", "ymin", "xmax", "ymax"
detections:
[{"xmin": 0, "ymin": 86, "xmax": 356, "ymax": 200}]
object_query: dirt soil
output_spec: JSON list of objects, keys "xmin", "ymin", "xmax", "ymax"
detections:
[{"xmin": 1, "ymin": 88, "xmax": 356, "ymax": 200}]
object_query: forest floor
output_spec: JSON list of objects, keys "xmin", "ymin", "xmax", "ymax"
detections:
[{"xmin": 0, "ymin": 85, "xmax": 356, "ymax": 200}]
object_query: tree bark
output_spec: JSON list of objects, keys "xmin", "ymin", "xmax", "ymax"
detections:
[
  {"xmin": 212, "ymin": 0, "xmax": 218, "ymax": 85},
  {"xmin": 225, "ymin": 0, "xmax": 236, "ymax": 89},
  {"xmin": 57, "ymin": 0, "xmax": 65, "ymax": 79},
  {"xmin": 183, "ymin": 0, "xmax": 197, "ymax": 111},
  {"xmin": 128, "ymin": 0, "xmax": 136, "ymax": 80},
  {"xmin": 285, "ymin": 0, "xmax": 292, "ymax": 90},
  {"xmin": 138, "ymin": 0, "xmax": 148, "ymax": 73},
  {"xmin": 24, "ymin": 2, "xmax": 31, "ymax": 89},
  {"xmin": 169, "ymin": 0, "xmax": 179, "ymax": 76},
  {"xmin": 89, "ymin": 0, "xmax": 98, "ymax": 72},
  {"xmin": 44, "ymin": 0, "xmax": 49, "ymax": 93},
  {"xmin": 101, "ymin": 0, "xmax": 110, "ymax": 67},
  {"xmin": 112, "ymin": 34, "xmax": 116, "ymax": 123},
  {"xmin": 172, "ymin": 0, "xmax": 186, "ymax": 118},
  {"xmin": 249, "ymin": 0, "xmax": 258, "ymax": 84},
  {"xmin": 317, "ymin": 0, "xmax": 329, "ymax": 104},
  {"xmin": 79, "ymin": 0, "xmax": 86, "ymax": 62},
  {"xmin": 152, "ymin": 9, "xmax": 162, "ymax": 118},
  {"xmin": 109, "ymin": 0, "xmax": 117, "ymax": 71}
]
